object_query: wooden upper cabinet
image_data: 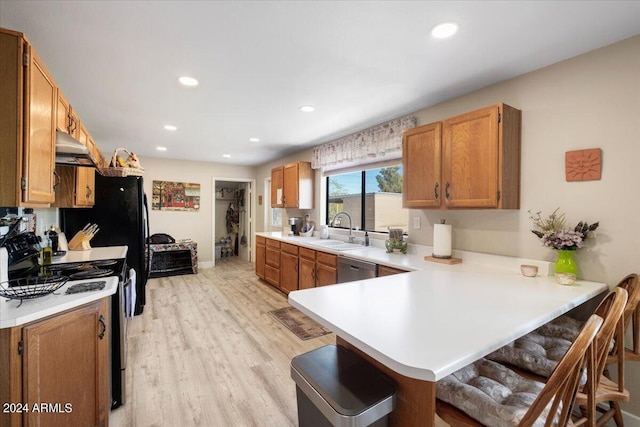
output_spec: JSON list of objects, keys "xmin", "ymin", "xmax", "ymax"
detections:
[
  {"xmin": 403, "ymin": 122, "xmax": 442, "ymax": 208},
  {"xmin": 402, "ymin": 103, "xmax": 521, "ymax": 210},
  {"xmin": 57, "ymin": 90, "xmax": 79, "ymax": 137},
  {"xmin": 271, "ymin": 161, "xmax": 313, "ymax": 209},
  {"xmin": 271, "ymin": 166, "xmax": 284, "ymax": 207},
  {"xmin": 283, "ymin": 161, "xmax": 313, "ymax": 209},
  {"xmin": 0, "ymin": 29, "xmax": 57, "ymax": 207}
]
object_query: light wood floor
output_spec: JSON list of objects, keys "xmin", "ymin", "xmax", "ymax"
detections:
[{"xmin": 110, "ymin": 257, "xmax": 333, "ymax": 427}]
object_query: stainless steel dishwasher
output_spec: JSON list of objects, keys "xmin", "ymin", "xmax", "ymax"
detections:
[{"xmin": 337, "ymin": 256, "xmax": 377, "ymax": 283}]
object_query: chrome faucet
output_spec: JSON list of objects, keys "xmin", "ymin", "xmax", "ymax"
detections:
[{"xmin": 330, "ymin": 211, "xmax": 355, "ymax": 243}]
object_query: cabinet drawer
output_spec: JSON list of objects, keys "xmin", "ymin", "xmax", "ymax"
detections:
[
  {"xmin": 299, "ymin": 247, "xmax": 316, "ymax": 261},
  {"xmin": 265, "ymin": 247, "xmax": 280, "ymax": 268},
  {"xmin": 317, "ymin": 251, "xmax": 337, "ymax": 267},
  {"xmin": 281, "ymin": 242, "xmax": 298, "ymax": 256},
  {"xmin": 256, "ymin": 235, "xmax": 266, "ymax": 245},
  {"xmin": 266, "ymin": 238, "xmax": 281, "ymax": 249},
  {"xmin": 265, "ymin": 265, "xmax": 280, "ymax": 287}
]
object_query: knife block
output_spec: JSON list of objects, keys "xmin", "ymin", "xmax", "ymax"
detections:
[{"xmin": 68, "ymin": 230, "xmax": 92, "ymax": 251}]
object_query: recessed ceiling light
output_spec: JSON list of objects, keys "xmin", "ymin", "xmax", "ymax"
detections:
[
  {"xmin": 249, "ymin": 137, "xmax": 260, "ymax": 142},
  {"xmin": 178, "ymin": 76, "xmax": 199, "ymax": 87},
  {"xmin": 222, "ymin": 154, "xmax": 231, "ymax": 158},
  {"xmin": 300, "ymin": 105, "xmax": 315, "ymax": 113},
  {"xmin": 431, "ymin": 22, "xmax": 459, "ymax": 39},
  {"xmin": 164, "ymin": 125, "xmax": 177, "ymax": 131},
  {"xmin": 156, "ymin": 146, "xmax": 167, "ymax": 151}
]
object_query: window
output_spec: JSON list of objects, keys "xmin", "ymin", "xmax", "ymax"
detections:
[{"xmin": 326, "ymin": 164, "xmax": 408, "ymax": 233}]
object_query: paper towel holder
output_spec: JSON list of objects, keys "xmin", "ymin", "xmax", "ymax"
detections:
[{"xmin": 426, "ymin": 219, "xmax": 462, "ymax": 264}]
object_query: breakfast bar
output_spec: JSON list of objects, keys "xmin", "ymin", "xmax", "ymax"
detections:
[{"xmin": 288, "ymin": 269, "xmax": 608, "ymax": 426}]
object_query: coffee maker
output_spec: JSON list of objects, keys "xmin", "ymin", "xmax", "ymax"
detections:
[{"xmin": 288, "ymin": 217, "xmax": 302, "ymax": 236}]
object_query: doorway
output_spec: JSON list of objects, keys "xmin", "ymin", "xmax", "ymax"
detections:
[{"xmin": 212, "ymin": 177, "xmax": 255, "ymax": 266}]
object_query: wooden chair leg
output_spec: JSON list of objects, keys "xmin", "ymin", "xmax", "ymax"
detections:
[{"xmin": 611, "ymin": 401, "xmax": 624, "ymax": 427}]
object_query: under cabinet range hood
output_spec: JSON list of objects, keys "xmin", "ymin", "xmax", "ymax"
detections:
[{"xmin": 55, "ymin": 130, "xmax": 97, "ymax": 167}]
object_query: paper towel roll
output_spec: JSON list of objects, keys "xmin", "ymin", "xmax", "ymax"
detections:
[{"xmin": 433, "ymin": 224, "xmax": 452, "ymax": 258}]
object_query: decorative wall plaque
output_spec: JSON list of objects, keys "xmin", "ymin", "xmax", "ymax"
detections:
[{"xmin": 565, "ymin": 148, "xmax": 601, "ymax": 181}]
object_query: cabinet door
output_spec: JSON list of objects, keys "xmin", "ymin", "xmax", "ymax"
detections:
[
  {"xmin": 283, "ymin": 162, "xmax": 299, "ymax": 208},
  {"xmin": 74, "ymin": 124, "xmax": 92, "ymax": 206},
  {"xmin": 442, "ymin": 106, "xmax": 499, "ymax": 208},
  {"xmin": 23, "ymin": 298, "xmax": 110, "ymax": 427},
  {"xmin": 255, "ymin": 239, "xmax": 266, "ymax": 279},
  {"xmin": 271, "ymin": 166, "xmax": 284, "ymax": 207},
  {"xmin": 280, "ymin": 252, "xmax": 299, "ymax": 293},
  {"xmin": 378, "ymin": 265, "xmax": 408, "ymax": 277},
  {"xmin": 402, "ymin": 123, "xmax": 442, "ymax": 208},
  {"xmin": 23, "ymin": 46, "xmax": 56, "ymax": 204},
  {"xmin": 299, "ymin": 257, "xmax": 316, "ymax": 290},
  {"xmin": 56, "ymin": 90, "xmax": 71, "ymax": 133},
  {"xmin": 316, "ymin": 263, "xmax": 337, "ymax": 287}
]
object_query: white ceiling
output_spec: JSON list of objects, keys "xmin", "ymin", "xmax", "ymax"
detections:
[{"xmin": 1, "ymin": 1, "xmax": 639, "ymax": 166}]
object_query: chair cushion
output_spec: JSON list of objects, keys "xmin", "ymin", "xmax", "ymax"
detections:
[
  {"xmin": 487, "ymin": 315, "xmax": 583, "ymax": 378},
  {"xmin": 436, "ymin": 358, "xmax": 554, "ymax": 427}
]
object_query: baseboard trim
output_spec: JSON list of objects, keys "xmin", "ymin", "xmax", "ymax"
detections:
[
  {"xmin": 623, "ymin": 410, "xmax": 640, "ymax": 427},
  {"xmin": 198, "ymin": 261, "xmax": 214, "ymax": 269}
]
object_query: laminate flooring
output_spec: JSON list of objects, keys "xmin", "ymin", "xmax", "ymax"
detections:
[{"xmin": 109, "ymin": 257, "xmax": 333, "ymax": 427}]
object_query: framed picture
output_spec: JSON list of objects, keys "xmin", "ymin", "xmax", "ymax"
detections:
[{"xmin": 152, "ymin": 181, "xmax": 200, "ymax": 211}]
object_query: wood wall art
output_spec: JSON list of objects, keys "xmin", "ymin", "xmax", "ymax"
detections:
[
  {"xmin": 565, "ymin": 148, "xmax": 602, "ymax": 181},
  {"xmin": 152, "ymin": 180, "xmax": 200, "ymax": 211}
]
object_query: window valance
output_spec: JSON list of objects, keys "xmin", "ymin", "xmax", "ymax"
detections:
[{"xmin": 311, "ymin": 115, "xmax": 417, "ymax": 170}]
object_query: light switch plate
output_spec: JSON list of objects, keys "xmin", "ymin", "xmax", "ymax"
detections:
[{"xmin": 413, "ymin": 217, "xmax": 421, "ymax": 229}]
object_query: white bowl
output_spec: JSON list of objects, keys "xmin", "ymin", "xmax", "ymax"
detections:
[{"xmin": 520, "ymin": 264, "xmax": 538, "ymax": 277}]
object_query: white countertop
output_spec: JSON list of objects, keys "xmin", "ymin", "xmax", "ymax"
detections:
[
  {"xmin": 265, "ymin": 231, "xmax": 608, "ymax": 381},
  {"xmin": 0, "ymin": 276, "xmax": 118, "ymax": 328},
  {"xmin": 256, "ymin": 232, "xmax": 553, "ymax": 276},
  {"xmin": 289, "ymin": 270, "xmax": 607, "ymax": 381},
  {"xmin": 52, "ymin": 245, "xmax": 128, "ymax": 264}
]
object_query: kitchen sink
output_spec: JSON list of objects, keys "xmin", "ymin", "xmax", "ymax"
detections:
[{"xmin": 291, "ymin": 237, "xmax": 363, "ymax": 251}]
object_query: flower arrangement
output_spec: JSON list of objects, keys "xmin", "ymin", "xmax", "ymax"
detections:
[{"xmin": 529, "ymin": 208, "xmax": 599, "ymax": 251}]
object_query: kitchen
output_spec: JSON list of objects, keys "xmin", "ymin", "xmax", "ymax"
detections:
[{"xmin": 1, "ymin": 1, "xmax": 640, "ymax": 426}]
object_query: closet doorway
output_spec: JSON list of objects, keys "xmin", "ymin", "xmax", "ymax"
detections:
[{"xmin": 212, "ymin": 177, "xmax": 255, "ymax": 266}]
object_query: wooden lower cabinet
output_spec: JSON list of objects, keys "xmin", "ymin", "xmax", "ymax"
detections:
[
  {"xmin": 255, "ymin": 236, "xmax": 266, "ymax": 279},
  {"xmin": 0, "ymin": 298, "xmax": 110, "ymax": 427},
  {"xmin": 280, "ymin": 243, "xmax": 299, "ymax": 294},
  {"xmin": 315, "ymin": 251, "xmax": 337, "ymax": 287},
  {"xmin": 377, "ymin": 265, "xmax": 409, "ymax": 277},
  {"xmin": 298, "ymin": 247, "xmax": 337, "ymax": 288},
  {"xmin": 256, "ymin": 240, "xmax": 338, "ymax": 291},
  {"xmin": 264, "ymin": 239, "xmax": 281, "ymax": 287},
  {"xmin": 299, "ymin": 248, "xmax": 317, "ymax": 290}
]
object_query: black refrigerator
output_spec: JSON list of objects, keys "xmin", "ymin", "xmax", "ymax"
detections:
[{"xmin": 61, "ymin": 174, "xmax": 150, "ymax": 315}]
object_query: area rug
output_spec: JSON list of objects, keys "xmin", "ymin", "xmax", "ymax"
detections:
[{"xmin": 268, "ymin": 306, "xmax": 331, "ymax": 341}]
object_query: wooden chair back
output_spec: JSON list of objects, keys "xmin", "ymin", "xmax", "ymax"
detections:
[
  {"xmin": 576, "ymin": 288, "xmax": 628, "ymax": 426},
  {"xmin": 607, "ymin": 273, "xmax": 640, "ymax": 367},
  {"xmin": 520, "ymin": 314, "xmax": 602, "ymax": 427}
]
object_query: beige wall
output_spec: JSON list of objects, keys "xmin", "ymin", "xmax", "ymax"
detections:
[{"xmin": 139, "ymin": 156, "xmax": 256, "ymax": 265}]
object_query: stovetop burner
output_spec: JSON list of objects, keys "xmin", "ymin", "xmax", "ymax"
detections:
[
  {"xmin": 45, "ymin": 262, "xmax": 83, "ymax": 271},
  {"xmin": 65, "ymin": 280, "xmax": 107, "ymax": 294},
  {"xmin": 69, "ymin": 268, "xmax": 114, "ymax": 280}
]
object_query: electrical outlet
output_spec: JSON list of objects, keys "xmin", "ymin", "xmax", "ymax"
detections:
[{"xmin": 413, "ymin": 217, "xmax": 421, "ymax": 229}]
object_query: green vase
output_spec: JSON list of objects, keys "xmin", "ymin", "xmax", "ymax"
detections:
[{"xmin": 555, "ymin": 250, "xmax": 578, "ymax": 285}]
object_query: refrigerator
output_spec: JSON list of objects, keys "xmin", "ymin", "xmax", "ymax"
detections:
[{"xmin": 61, "ymin": 174, "xmax": 150, "ymax": 315}]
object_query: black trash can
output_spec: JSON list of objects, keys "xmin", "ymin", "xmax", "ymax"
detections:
[{"xmin": 291, "ymin": 344, "xmax": 397, "ymax": 427}]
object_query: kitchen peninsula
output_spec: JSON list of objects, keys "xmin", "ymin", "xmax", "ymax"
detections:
[{"xmin": 289, "ymin": 262, "xmax": 607, "ymax": 426}]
